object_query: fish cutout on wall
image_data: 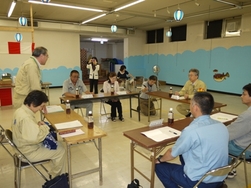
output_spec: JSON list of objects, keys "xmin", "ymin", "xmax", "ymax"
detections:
[{"xmin": 213, "ymin": 69, "xmax": 230, "ymax": 82}]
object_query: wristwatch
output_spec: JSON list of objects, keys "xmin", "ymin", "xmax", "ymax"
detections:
[{"xmin": 157, "ymin": 155, "xmax": 163, "ymax": 163}]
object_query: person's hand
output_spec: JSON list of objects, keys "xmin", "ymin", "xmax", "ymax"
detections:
[
  {"xmin": 175, "ymin": 91, "xmax": 180, "ymax": 96},
  {"xmin": 42, "ymin": 106, "xmax": 48, "ymax": 114},
  {"xmin": 184, "ymin": 94, "xmax": 189, "ymax": 99},
  {"xmin": 38, "ymin": 121, "xmax": 45, "ymax": 126}
]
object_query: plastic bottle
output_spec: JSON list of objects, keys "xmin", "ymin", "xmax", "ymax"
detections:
[
  {"xmin": 168, "ymin": 108, "xmax": 174, "ymax": 124},
  {"xmin": 111, "ymin": 84, "xmax": 114, "ymax": 95},
  {"xmin": 88, "ymin": 111, "xmax": 94, "ymax": 129},
  {"xmin": 75, "ymin": 87, "xmax": 79, "ymax": 98},
  {"xmin": 66, "ymin": 100, "xmax": 71, "ymax": 114},
  {"xmin": 169, "ymin": 87, "xmax": 173, "ymax": 97}
]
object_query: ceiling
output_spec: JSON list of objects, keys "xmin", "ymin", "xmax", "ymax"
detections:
[{"xmin": 1, "ymin": 0, "xmax": 251, "ymax": 41}]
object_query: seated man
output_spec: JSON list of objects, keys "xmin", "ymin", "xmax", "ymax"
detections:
[
  {"xmin": 139, "ymin": 75, "xmax": 157, "ymax": 116},
  {"xmin": 175, "ymin": 68, "xmax": 207, "ymax": 117},
  {"xmin": 12, "ymin": 90, "xmax": 66, "ymax": 178},
  {"xmin": 155, "ymin": 92, "xmax": 229, "ymax": 188},
  {"xmin": 227, "ymin": 83, "xmax": 251, "ymax": 178},
  {"xmin": 62, "ymin": 70, "xmax": 93, "ymax": 117}
]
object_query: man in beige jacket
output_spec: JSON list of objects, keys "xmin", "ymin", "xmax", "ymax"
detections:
[{"xmin": 14, "ymin": 46, "xmax": 49, "ymax": 108}]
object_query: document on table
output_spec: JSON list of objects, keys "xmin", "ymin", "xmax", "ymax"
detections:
[
  {"xmin": 60, "ymin": 129, "xmax": 85, "ymax": 138},
  {"xmin": 171, "ymin": 95, "xmax": 185, "ymax": 100},
  {"xmin": 54, "ymin": 120, "xmax": 83, "ymax": 130},
  {"xmin": 82, "ymin": 94, "xmax": 93, "ymax": 99},
  {"xmin": 141, "ymin": 126, "xmax": 181, "ymax": 142},
  {"xmin": 116, "ymin": 91, "xmax": 127, "ymax": 95},
  {"xmin": 210, "ymin": 112, "xmax": 237, "ymax": 123},
  {"xmin": 46, "ymin": 105, "xmax": 64, "ymax": 113}
]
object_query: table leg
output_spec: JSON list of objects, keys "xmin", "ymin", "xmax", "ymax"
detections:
[
  {"xmin": 130, "ymin": 141, "xmax": 134, "ymax": 180},
  {"xmin": 150, "ymin": 148, "xmax": 157, "ymax": 188},
  {"xmin": 98, "ymin": 138, "xmax": 103, "ymax": 184},
  {"xmin": 129, "ymin": 96, "xmax": 132, "ymax": 118},
  {"xmin": 67, "ymin": 144, "xmax": 72, "ymax": 188},
  {"xmin": 148, "ymin": 97, "xmax": 150, "ymax": 122},
  {"xmin": 160, "ymin": 98, "xmax": 162, "ymax": 119},
  {"xmin": 138, "ymin": 94, "xmax": 140, "ymax": 121}
]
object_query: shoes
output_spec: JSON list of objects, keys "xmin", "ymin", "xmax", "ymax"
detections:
[
  {"xmin": 227, "ymin": 169, "xmax": 237, "ymax": 179},
  {"xmin": 111, "ymin": 117, "xmax": 116, "ymax": 122},
  {"xmin": 119, "ymin": 117, "xmax": 125, "ymax": 122}
]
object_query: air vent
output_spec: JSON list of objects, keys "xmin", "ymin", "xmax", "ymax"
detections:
[{"xmin": 27, "ymin": 21, "xmax": 38, "ymax": 27}]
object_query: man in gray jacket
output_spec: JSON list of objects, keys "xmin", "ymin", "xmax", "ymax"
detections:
[{"xmin": 227, "ymin": 83, "xmax": 251, "ymax": 178}]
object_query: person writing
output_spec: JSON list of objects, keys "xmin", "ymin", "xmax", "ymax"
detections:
[
  {"xmin": 14, "ymin": 47, "xmax": 49, "ymax": 108},
  {"xmin": 227, "ymin": 83, "xmax": 251, "ymax": 178},
  {"xmin": 62, "ymin": 70, "xmax": 93, "ymax": 117},
  {"xmin": 139, "ymin": 75, "xmax": 157, "ymax": 116},
  {"xmin": 103, "ymin": 72, "xmax": 124, "ymax": 122},
  {"xmin": 155, "ymin": 92, "xmax": 229, "ymax": 188},
  {"xmin": 175, "ymin": 68, "xmax": 207, "ymax": 117},
  {"xmin": 87, "ymin": 57, "xmax": 100, "ymax": 94},
  {"xmin": 117, "ymin": 65, "xmax": 134, "ymax": 89},
  {"xmin": 12, "ymin": 90, "xmax": 66, "ymax": 179}
]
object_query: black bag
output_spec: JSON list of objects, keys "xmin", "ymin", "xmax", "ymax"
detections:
[
  {"xmin": 127, "ymin": 179, "xmax": 142, "ymax": 188},
  {"xmin": 42, "ymin": 173, "xmax": 69, "ymax": 188}
]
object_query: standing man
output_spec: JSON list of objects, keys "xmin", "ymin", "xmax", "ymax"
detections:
[
  {"xmin": 227, "ymin": 83, "xmax": 251, "ymax": 178},
  {"xmin": 175, "ymin": 68, "xmax": 207, "ymax": 117},
  {"xmin": 14, "ymin": 47, "xmax": 49, "ymax": 108},
  {"xmin": 139, "ymin": 75, "xmax": 158, "ymax": 116},
  {"xmin": 155, "ymin": 92, "xmax": 229, "ymax": 188},
  {"xmin": 12, "ymin": 90, "xmax": 66, "ymax": 179},
  {"xmin": 62, "ymin": 70, "xmax": 93, "ymax": 117}
]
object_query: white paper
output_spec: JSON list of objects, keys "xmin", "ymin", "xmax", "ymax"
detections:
[
  {"xmin": 81, "ymin": 94, "xmax": 93, "ymax": 99},
  {"xmin": 149, "ymin": 119, "xmax": 164, "ymax": 127},
  {"xmin": 60, "ymin": 129, "xmax": 85, "ymax": 138},
  {"xmin": 116, "ymin": 91, "xmax": 127, "ymax": 95},
  {"xmin": 210, "ymin": 112, "xmax": 237, "ymax": 123},
  {"xmin": 54, "ymin": 120, "xmax": 83, "ymax": 130},
  {"xmin": 46, "ymin": 105, "xmax": 64, "ymax": 113},
  {"xmin": 141, "ymin": 126, "xmax": 181, "ymax": 142},
  {"xmin": 171, "ymin": 95, "xmax": 185, "ymax": 100}
]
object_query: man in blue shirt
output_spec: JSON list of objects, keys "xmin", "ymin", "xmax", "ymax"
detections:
[{"xmin": 155, "ymin": 92, "xmax": 229, "ymax": 188}]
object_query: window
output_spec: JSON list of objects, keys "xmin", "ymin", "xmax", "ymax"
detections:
[
  {"xmin": 171, "ymin": 25, "xmax": 187, "ymax": 42},
  {"xmin": 147, "ymin": 28, "xmax": 164, "ymax": 43},
  {"xmin": 205, "ymin": 19, "xmax": 223, "ymax": 39}
]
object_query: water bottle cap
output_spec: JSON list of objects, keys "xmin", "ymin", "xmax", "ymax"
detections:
[
  {"xmin": 170, "ymin": 87, "xmax": 172, "ymax": 89},
  {"xmin": 66, "ymin": 100, "xmax": 69, "ymax": 102},
  {"xmin": 170, "ymin": 108, "xmax": 173, "ymax": 111},
  {"xmin": 89, "ymin": 111, "xmax": 92, "ymax": 114}
]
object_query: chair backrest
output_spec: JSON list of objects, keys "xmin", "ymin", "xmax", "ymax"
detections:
[
  {"xmin": 4, "ymin": 129, "xmax": 49, "ymax": 181},
  {"xmin": 193, "ymin": 158, "xmax": 238, "ymax": 188}
]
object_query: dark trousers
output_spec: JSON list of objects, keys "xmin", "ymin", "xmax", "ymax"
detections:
[
  {"xmin": 105, "ymin": 99, "xmax": 123, "ymax": 118},
  {"xmin": 89, "ymin": 79, "xmax": 98, "ymax": 94},
  {"xmin": 155, "ymin": 155, "xmax": 223, "ymax": 188}
]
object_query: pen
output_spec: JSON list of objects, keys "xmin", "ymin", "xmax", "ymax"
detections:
[
  {"xmin": 169, "ymin": 130, "xmax": 177, "ymax": 135},
  {"xmin": 143, "ymin": 85, "xmax": 147, "ymax": 88}
]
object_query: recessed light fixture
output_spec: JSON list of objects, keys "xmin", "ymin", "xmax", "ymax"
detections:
[{"xmin": 8, "ymin": 0, "xmax": 17, "ymax": 17}]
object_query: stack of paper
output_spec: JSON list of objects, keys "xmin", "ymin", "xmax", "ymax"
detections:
[
  {"xmin": 82, "ymin": 94, "xmax": 93, "ymax": 99},
  {"xmin": 141, "ymin": 126, "xmax": 181, "ymax": 142},
  {"xmin": 46, "ymin": 105, "xmax": 64, "ymax": 113},
  {"xmin": 210, "ymin": 112, "xmax": 237, "ymax": 123},
  {"xmin": 171, "ymin": 95, "xmax": 185, "ymax": 100},
  {"xmin": 54, "ymin": 120, "xmax": 83, "ymax": 130},
  {"xmin": 116, "ymin": 91, "xmax": 127, "ymax": 95}
]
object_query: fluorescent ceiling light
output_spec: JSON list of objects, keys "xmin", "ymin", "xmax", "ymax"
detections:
[
  {"xmin": 82, "ymin": 14, "xmax": 106, "ymax": 24},
  {"xmin": 91, "ymin": 38, "xmax": 108, "ymax": 42},
  {"xmin": 28, "ymin": 0, "xmax": 104, "ymax": 12},
  {"xmin": 8, "ymin": 0, "xmax": 16, "ymax": 17},
  {"xmin": 114, "ymin": 0, "xmax": 145, "ymax": 12}
]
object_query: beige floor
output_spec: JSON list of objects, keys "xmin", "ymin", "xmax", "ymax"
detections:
[{"xmin": 0, "ymin": 84, "xmax": 249, "ymax": 188}]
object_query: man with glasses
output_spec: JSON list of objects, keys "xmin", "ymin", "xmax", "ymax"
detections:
[
  {"xmin": 14, "ymin": 46, "xmax": 49, "ymax": 108},
  {"xmin": 175, "ymin": 68, "xmax": 207, "ymax": 117},
  {"xmin": 62, "ymin": 70, "xmax": 93, "ymax": 117}
]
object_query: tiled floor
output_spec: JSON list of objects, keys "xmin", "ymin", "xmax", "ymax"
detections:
[{"xmin": 0, "ymin": 84, "xmax": 249, "ymax": 188}]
